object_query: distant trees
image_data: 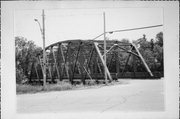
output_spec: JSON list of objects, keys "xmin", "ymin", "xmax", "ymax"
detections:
[
  {"xmin": 108, "ymin": 32, "xmax": 163, "ymax": 74},
  {"xmin": 154, "ymin": 32, "xmax": 164, "ymax": 71},
  {"xmin": 133, "ymin": 32, "xmax": 163, "ymax": 72},
  {"xmin": 15, "ymin": 36, "xmax": 42, "ymax": 83},
  {"xmin": 155, "ymin": 32, "xmax": 163, "ymax": 47}
]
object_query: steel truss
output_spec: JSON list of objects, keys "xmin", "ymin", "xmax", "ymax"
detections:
[{"xmin": 29, "ymin": 40, "xmax": 153, "ymax": 84}]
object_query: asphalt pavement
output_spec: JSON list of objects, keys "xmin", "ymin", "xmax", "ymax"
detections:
[{"xmin": 17, "ymin": 79, "xmax": 164, "ymax": 113}]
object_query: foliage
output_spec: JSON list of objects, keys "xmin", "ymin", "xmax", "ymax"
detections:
[
  {"xmin": 15, "ymin": 36, "xmax": 42, "ymax": 84},
  {"xmin": 47, "ymin": 81, "xmax": 72, "ymax": 91},
  {"xmin": 16, "ymin": 68, "xmax": 27, "ymax": 84},
  {"xmin": 16, "ymin": 81, "xmax": 73, "ymax": 94},
  {"xmin": 121, "ymin": 38, "xmax": 130, "ymax": 43},
  {"xmin": 135, "ymin": 32, "xmax": 164, "ymax": 72},
  {"xmin": 109, "ymin": 32, "xmax": 163, "ymax": 73},
  {"xmin": 155, "ymin": 32, "xmax": 163, "ymax": 47},
  {"xmin": 16, "ymin": 84, "xmax": 43, "ymax": 94}
]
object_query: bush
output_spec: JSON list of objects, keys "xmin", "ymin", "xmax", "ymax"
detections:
[
  {"xmin": 16, "ymin": 68, "xmax": 28, "ymax": 84},
  {"xmin": 16, "ymin": 84, "xmax": 43, "ymax": 94},
  {"xmin": 47, "ymin": 81, "xmax": 72, "ymax": 91},
  {"xmin": 87, "ymin": 80, "xmax": 96, "ymax": 86}
]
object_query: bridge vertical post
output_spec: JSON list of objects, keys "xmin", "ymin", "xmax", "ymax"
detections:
[
  {"xmin": 132, "ymin": 50, "xmax": 136, "ymax": 78},
  {"xmin": 57, "ymin": 43, "xmax": 62, "ymax": 81},
  {"xmin": 115, "ymin": 51, "xmax": 119, "ymax": 77},
  {"xmin": 49, "ymin": 47, "xmax": 53, "ymax": 82},
  {"xmin": 38, "ymin": 56, "xmax": 44, "ymax": 83},
  {"xmin": 95, "ymin": 58, "xmax": 100, "ymax": 82}
]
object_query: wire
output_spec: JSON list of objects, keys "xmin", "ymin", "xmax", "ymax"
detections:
[
  {"xmin": 109, "ymin": 25, "xmax": 163, "ymax": 33},
  {"xmin": 92, "ymin": 24, "xmax": 163, "ymax": 40}
]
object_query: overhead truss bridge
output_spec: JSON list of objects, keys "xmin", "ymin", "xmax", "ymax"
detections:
[{"xmin": 30, "ymin": 39, "xmax": 158, "ymax": 85}]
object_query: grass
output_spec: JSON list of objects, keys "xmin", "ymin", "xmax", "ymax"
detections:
[
  {"xmin": 46, "ymin": 81, "xmax": 73, "ymax": 91},
  {"xmin": 16, "ymin": 81, "xmax": 73, "ymax": 94},
  {"xmin": 16, "ymin": 80, "xmax": 128, "ymax": 94},
  {"xmin": 16, "ymin": 84, "xmax": 43, "ymax": 94}
]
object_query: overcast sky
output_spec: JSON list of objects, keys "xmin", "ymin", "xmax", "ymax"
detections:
[{"xmin": 14, "ymin": 8, "xmax": 163, "ymax": 47}]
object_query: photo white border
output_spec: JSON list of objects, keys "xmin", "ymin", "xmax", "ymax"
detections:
[{"xmin": 1, "ymin": 1, "xmax": 179, "ymax": 119}]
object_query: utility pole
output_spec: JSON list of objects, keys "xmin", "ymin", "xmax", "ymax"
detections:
[
  {"xmin": 34, "ymin": 10, "xmax": 46, "ymax": 89},
  {"xmin": 42, "ymin": 9, "xmax": 46, "ymax": 90},
  {"xmin": 103, "ymin": 12, "xmax": 107, "ymax": 84}
]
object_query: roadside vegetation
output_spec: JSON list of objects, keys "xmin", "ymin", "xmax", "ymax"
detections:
[
  {"xmin": 16, "ymin": 79, "xmax": 129, "ymax": 94},
  {"xmin": 16, "ymin": 81, "xmax": 72, "ymax": 94}
]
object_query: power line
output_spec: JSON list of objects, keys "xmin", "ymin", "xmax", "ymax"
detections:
[
  {"xmin": 92, "ymin": 24, "xmax": 163, "ymax": 40},
  {"xmin": 109, "ymin": 24, "xmax": 163, "ymax": 33}
]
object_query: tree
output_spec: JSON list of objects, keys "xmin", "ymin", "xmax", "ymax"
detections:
[
  {"xmin": 15, "ymin": 36, "xmax": 42, "ymax": 84},
  {"xmin": 121, "ymin": 38, "xmax": 130, "ymax": 43},
  {"xmin": 154, "ymin": 32, "xmax": 164, "ymax": 71},
  {"xmin": 138, "ymin": 41, "xmax": 154, "ymax": 71},
  {"xmin": 155, "ymin": 32, "xmax": 163, "ymax": 47},
  {"xmin": 133, "ymin": 32, "xmax": 164, "ymax": 73}
]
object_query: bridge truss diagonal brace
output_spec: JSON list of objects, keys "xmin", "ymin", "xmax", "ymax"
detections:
[
  {"xmin": 61, "ymin": 43, "xmax": 70, "ymax": 80},
  {"xmin": 102, "ymin": 44, "xmax": 117, "ymax": 57},
  {"xmin": 132, "ymin": 44, "xmax": 153, "ymax": 77},
  {"xmin": 84, "ymin": 46, "xmax": 94, "ymax": 82},
  {"xmin": 94, "ymin": 42, "xmax": 112, "ymax": 81},
  {"xmin": 116, "ymin": 45, "xmax": 139, "ymax": 58},
  {"xmin": 82, "ymin": 66, "xmax": 93, "ymax": 81},
  {"xmin": 34, "ymin": 62, "xmax": 40, "ymax": 80},
  {"xmin": 51, "ymin": 46, "xmax": 60, "ymax": 80},
  {"xmin": 46, "ymin": 55, "xmax": 53, "ymax": 80},
  {"xmin": 71, "ymin": 42, "xmax": 82, "ymax": 83},
  {"xmin": 121, "ymin": 46, "xmax": 133, "ymax": 77},
  {"xmin": 37, "ymin": 56, "xmax": 44, "ymax": 78}
]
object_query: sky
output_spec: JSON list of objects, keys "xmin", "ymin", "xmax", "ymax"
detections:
[{"xmin": 14, "ymin": 8, "xmax": 163, "ymax": 48}]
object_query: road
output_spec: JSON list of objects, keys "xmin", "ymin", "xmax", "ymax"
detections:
[{"xmin": 17, "ymin": 79, "xmax": 164, "ymax": 113}]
